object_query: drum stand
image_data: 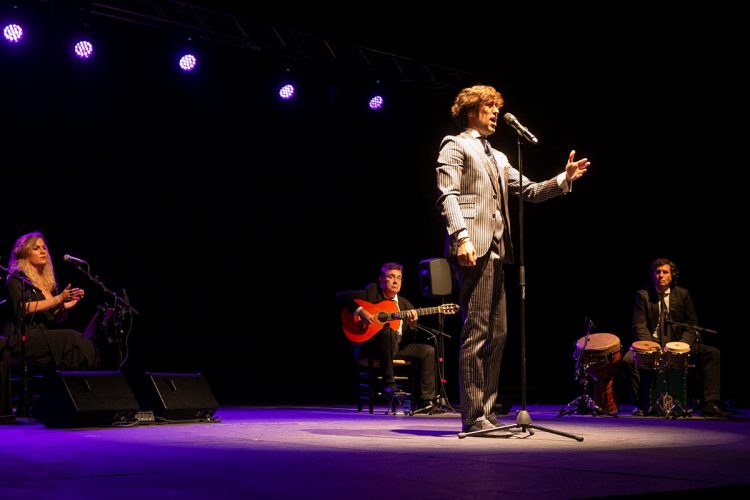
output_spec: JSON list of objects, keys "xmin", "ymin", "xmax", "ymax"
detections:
[
  {"xmin": 559, "ymin": 318, "xmax": 616, "ymax": 417},
  {"xmin": 559, "ymin": 360, "xmax": 609, "ymax": 417},
  {"xmin": 648, "ymin": 361, "xmax": 691, "ymax": 419},
  {"xmin": 648, "ymin": 303, "xmax": 691, "ymax": 418}
]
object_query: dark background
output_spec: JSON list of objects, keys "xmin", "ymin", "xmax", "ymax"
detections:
[{"xmin": 2, "ymin": 2, "xmax": 747, "ymax": 407}]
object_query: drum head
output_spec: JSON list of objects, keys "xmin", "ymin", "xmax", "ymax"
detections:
[
  {"xmin": 576, "ymin": 333, "xmax": 620, "ymax": 351},
  {"xmin": 630, "ymin": 340, "xmax": 661, "ymax": 353},
  {"xmin": 665, "ymin": 341, "xmax": 690, "ymax": 353}
]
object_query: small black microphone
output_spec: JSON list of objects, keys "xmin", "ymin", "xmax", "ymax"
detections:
[
  {"xmin": 63, "ymin": 254, "xmax": 88, "ymax": 265},
  {"xmin": 503, "ymin": 112, "xmax": 539, "ymax": 144},
  {"xmin": 585, "ymin": 317, "xmax": 597, "ymax": 331}
]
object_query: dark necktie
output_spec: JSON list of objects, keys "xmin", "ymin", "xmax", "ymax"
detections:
[
  {"xmin": 482, "ymin": 137, "xmax": 492, "ymax": 156},
  {"xmin": 481, "ymin": 137, "xmax": 499, "ymax": 177},
  {"xmin": 479, "ymin": 137, "xmax": 497, "ymax": 164},
  {"xmin": 658, "ymin": 293, "xmax": 668, "ymax": 341},
  {"xmin": 480, "ymin": 136, "xmax": 506, "ymax": 245}
]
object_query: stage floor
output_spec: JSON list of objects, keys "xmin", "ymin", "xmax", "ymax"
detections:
[{"xmin": 2, "ymin": 403, "xmax": 749, "ymax": 499}]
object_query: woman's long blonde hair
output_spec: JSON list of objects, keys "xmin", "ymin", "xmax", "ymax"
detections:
[{"xmin": 8, "ymin": 231, "xmax": 58, "ymax": 292}]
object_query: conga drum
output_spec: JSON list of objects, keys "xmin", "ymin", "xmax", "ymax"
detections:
[
  {"xmin": 630, "ymin": 340, "xmax": 661, "ymax": 370},
  {"xmin": 663, "ymin": 341, "xmax": 690, "ymax": 368},
  {"xmin": 575, "ymin": 333, "xmax": 622, "ymax": 414}
]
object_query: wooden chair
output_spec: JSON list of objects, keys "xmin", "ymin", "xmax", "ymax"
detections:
[
  {"xmin": 356, "ymin": 357, "xmax": 413, "ymax": 415},
  {"xmin": 0, "ymin": 298, "xmax": 49, "ymax": 418}
]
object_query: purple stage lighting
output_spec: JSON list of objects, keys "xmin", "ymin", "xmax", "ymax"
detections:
[
  {"xmin": 3, "ymin": 24, "xmax": 23, "ymax": 43},
  {"xmin": 278, "ymin": 84, "xmax": 295, "ymax": 100},
  {"xmin": 74, "ymin": 40, "xmax": 94, "ymax": 59},
  {"xmin": 368, "ymin": 95, "xmax": 384, "ymax": 110},
  {"xmin": 179, "ymin": 54, "xmax": 197, "ymax": 71}
]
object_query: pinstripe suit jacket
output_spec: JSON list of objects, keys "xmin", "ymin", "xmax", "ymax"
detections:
[{"xmin": 436, "ymin": 130, "xmax": 566, "ymax": 262}]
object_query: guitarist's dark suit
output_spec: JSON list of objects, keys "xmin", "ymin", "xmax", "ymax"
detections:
[{"xmin": 336, "ymin": 283, "xmax": 436, "ymax": 404}]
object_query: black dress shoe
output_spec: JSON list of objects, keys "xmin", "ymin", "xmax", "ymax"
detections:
[{"xmin": 701, "ymin": 401, "xmax": 730, "ymax": 418}]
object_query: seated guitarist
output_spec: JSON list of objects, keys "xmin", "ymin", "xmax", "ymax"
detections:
[{"xmin": 336, "ymin": 262, "xmax": 436, "ymax": 410}]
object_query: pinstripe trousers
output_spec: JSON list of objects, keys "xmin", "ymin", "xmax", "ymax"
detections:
[{"xmin": 456, "ymin": 242, "xmax": 506, "ymax": 426}]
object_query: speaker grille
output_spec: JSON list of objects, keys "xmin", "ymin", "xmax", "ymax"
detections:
[
  {"xmin": 419, "ymin": 258, "xmax": 452, "ymax": 297},
  {"xmin": 143, "ymin": 372, "xmax": 218, "ymax": 421},
  {"xmin": 31, "ymin": 371, "xmax": 140, "ymax": 428}
]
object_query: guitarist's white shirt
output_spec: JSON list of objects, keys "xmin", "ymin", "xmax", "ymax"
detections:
[{"xmin": 391, "ymin": 296, "xmax": 402, "ymax": 335}]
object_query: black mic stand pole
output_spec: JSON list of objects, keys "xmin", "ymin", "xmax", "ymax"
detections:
[
  {"xmin": 433, "ymin": 301, "xmax": 458, "ymax": 413},
  {"xmin": 460, "ymin": 136, "xmax": 583, "ymax": 441},
  {"xmin": 69, "ymin": 262, "xmax": 139, "ymax": 369},
  {"xmin": 411, "ymin": 320, "xmax": 457, "ymax": 415}
]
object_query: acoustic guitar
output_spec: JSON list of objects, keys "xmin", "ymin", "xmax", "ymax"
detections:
[{"xmin": 342, "ymin": 299, "xmax": 459, "ymax": 343}]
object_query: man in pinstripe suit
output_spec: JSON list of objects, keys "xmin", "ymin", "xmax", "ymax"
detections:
[{"xmin": 436, "ymin": 85, "xmax": 590, "ymax": 432}]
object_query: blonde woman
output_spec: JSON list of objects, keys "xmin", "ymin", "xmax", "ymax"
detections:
[{"xmin": 2, "ymin": 231, "xmax": 98, "ymax": 371}]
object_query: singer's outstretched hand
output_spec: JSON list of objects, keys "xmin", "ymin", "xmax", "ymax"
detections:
[
  {"xmin": 565, "ymin": 150, "xmax": 590, "ymax": 182},
  {"xmin": 60, "ymin": 283, "xmax": 85, "ymax": 309}
]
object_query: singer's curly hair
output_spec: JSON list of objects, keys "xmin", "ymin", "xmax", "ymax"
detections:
[
  {"xmin": 8, "ymin": 231, "xmax": 58, "ymax": 292},
  {"xmin": 451, "ymin": 85, "xmax": 504, "ymax": 128}
]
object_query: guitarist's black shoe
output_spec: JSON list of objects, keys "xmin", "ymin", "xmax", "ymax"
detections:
[
  {"xmin": 415, "ymin": 401, "xmax": 447, "ymax": 415},
  {"xmin": 382, "ymin": 383, "xmax": 399, "ymax": 395}
]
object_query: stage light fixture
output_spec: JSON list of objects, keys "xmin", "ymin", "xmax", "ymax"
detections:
[
  {"xmin": 368, "ymin": 95, "xmax": 384, "ymax": 110},
  {"xmin": 3, "ymin": 23, "xmax": 23, "ymax": 43},
  {"xmin": 73, "ymin": 40, "xmax": 94, "ymax": 59},
  {"xmin": 278, "ymin": 83, "xmax": 295, "ymax": 100},
  {"xmin": 179, "ymin": 53, "xmax": 197, "ymax": 72}
]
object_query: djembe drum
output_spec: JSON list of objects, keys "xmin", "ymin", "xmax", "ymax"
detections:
[{"xmin": 574, "ymin": 333, "xmax": 622, "ymax": 414}]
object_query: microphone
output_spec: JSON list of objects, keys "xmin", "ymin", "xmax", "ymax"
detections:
[
  {"xmin": 503, "ymin": 112, "xmax": 539, "ymax": 144},
  {"xmin": 63, "ymin": 254, "xmax": 88, "ymax": 266},
  {"xmin": 585, "ymin": 317, "xmax": 597, "ymax": 331}
]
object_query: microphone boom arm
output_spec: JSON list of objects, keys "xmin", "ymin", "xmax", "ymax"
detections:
[
  {"xmin": 70, "ymin": 261, "xmax": 139, "ymax": 316},
  {"xmin": 664, "ymin": 319, "xmax": 718, "ymax": 335}
]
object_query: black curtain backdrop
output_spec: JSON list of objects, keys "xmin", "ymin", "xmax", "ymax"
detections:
[{"xmin": 2, "ymin": 5, "xmax": 747, "ymax": 407}]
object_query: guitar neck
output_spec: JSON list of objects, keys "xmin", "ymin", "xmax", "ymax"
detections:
[{"xmin": 402, "ymin": 306, "xmax": 443, "ymax": 317}]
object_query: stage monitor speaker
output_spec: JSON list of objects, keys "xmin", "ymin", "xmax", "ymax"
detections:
[
  {"xmin": 419, "ymin": 258, "xmax": 452, "ymax": 297},
  {"xmin": 142, "ymin": 372, "xmax": 218, "ymax": 421},
  {"xmin": 31, "ymin": 371, "xmax": 140, "ymax": 428}
]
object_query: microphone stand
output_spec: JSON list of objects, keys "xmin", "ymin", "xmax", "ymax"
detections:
[
  {"xmin": 460, "ymin": 136, "xmax": 583, "ymax": 441},
  {"xmin": 664, "ymin": 319, "xmax": 718, "ymax": 336},
  {"xmin": 411, "ymin": 319, "xmax": 458, "ymax": 415},
  {"xmin": 414, "ymin": 323, "xmax": 451, "ymax": 339},
  {"xmin": 69, "ymin": 262, "xmax": 139, "ymax": 369}
]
